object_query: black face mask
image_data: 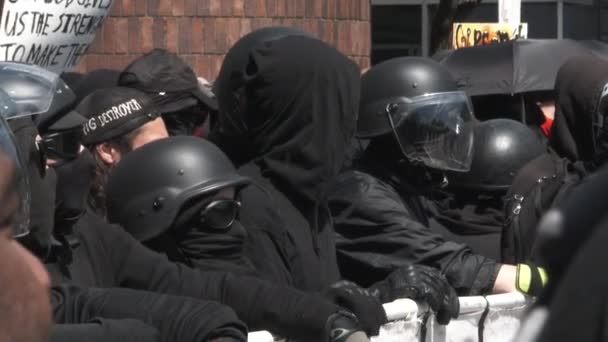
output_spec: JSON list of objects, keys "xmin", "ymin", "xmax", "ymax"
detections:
[{"xmin": 53, "ymin": 150, "xmax": 95, "ymax": 224}]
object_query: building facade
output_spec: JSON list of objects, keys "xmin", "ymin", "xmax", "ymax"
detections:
[{"xmin": 75, "ymin": 0, "xmax": 372, "ymax": 79}]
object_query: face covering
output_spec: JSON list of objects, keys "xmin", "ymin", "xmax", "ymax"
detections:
[{"xmin": 53, "ymin": 150, "xmax": 95, "ymax": 225}]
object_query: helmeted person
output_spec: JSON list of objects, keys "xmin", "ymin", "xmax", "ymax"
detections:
[
  {"xmin": 118, "ymin": 49, "xmax": 218, "ymax": 137},
  {"xmin": 105, "ymin": 136, "xmax": 257, "ymax": 275},
  {"xmin": 329, "ymin": 57, "xmax": 546, "ymax": 296},
  {"xmin": 431, "ymin": 119, "xmax": 545, "ymax": 261},
  {"xmin": 0, "ymin": 63, "xmax": 384, "ymax": 342},
  {"xmin": 0, "ymin": 98, "xmax": 52, "ymax": 342},
  {"xmin": 503, "ymin": 55, "xmax": 608, "ymax": 263},
  {"xmin": 0, "ymin": 63, "xmax": 251, "ymax": 342}
]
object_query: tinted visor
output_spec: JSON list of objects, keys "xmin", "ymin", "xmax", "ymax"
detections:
[
  {"xmin": 387, "ymin": 91, "xmax": 475, "ymax": 172},
  {"xmin": 0, "ymin": 116, "xmax": 30, "ymax": 237},
  {"xmin": 199, "ymin": 199, "xmax": 241, "ymax": 230},
  {"xmin": 0, "ymin": 62, "xmax": 69, "ymax": 119},
  {"xmin": 39, "ymin": 128, "xmax": 82, "ymax": 161}
]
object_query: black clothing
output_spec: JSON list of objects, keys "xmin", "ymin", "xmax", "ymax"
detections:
[
  {"xmin": 502, "ymin": 57, "xmax": 606, "ymax": 263},
  {"xmin": 45, "ymin": 209, "xmax": 342, "ymax": 341},
  {"xmin": 52, "ymin": 320, "xmax": 159, "ymax": 342},
  {"xmin": 211, "ymin": 36, "xmax": 360, "ymax": 291},
  {"xmin": 549, "ymin": 55, "xmax": 608, "ymax": 169},
  {"xmin": 429, "ymin": 191, "xmax": 504, "ymax": 261},
  {"xmin": 238, "ymin": 163, "xmax": 329, "ymax": 291},
  {"xmin": 329, "ymin": 149, "xmax": 500, "ymax": 295},
  {"xmin": 53, "ymin": 150, "xmax": 95, "ymax": 224},
  {"xmin": 533, "ymin": 216, "xmax": 608, "ymax": 342},
  {"xmin": 52, "ymin": 285, "xmax": 247, "ymax": 342},
  {"xmin": 144, "ymin": 220, "xmax": 258, "ymax": 276}
]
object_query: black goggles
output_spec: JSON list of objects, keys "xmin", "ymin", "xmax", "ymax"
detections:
[
  {"xmin": 198, "ymin": 199, "xmax": 241, "ymax": 230},
  {"xmin": 39, "ymin": 129, "xmax": 82, "ymax": 160}
]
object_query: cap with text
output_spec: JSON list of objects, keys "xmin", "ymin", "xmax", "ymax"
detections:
[{"xmin": 77, "ymin": 87, "xmax": 160, "ymax": 145}]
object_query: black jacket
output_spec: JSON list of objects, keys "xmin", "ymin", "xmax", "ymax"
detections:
[
  {"xmin": 210, "ymin": 36, "xmax": 361, "ymax": 291},
  {"xmin": 329, "ymin": 153, "xmax": 500, "ymax": 295},
  {"xmin": 52, "ymin": 320, "xmax": 159, "ymax": 342},
  {"xmin": 45, "ymin": 210, "xmax": 342, "ymax": 341},
  {"xmin": 52, "ymin": 285, "xmax": 247, "ymax": 342}
]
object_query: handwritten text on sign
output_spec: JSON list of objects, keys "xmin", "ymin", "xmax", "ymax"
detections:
[
  {"xmin": 452, "ymin": 23, "xmax": 528, "ymax": 49},
  {"xmin": 0, "ymin": 0, "xmax": 114, "ymax": 73}
]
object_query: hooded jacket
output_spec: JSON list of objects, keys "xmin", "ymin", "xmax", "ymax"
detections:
[
  {"xmin": 210, "ymin": 36, "xmax": 361, "ymax": 291},
  {"xmin": 549, "ymin": 55, "xmax": 608, "ymax": 168},
  {"xmin": 329, "ymin": 143, "xmax": 500, "ymax": 295}
]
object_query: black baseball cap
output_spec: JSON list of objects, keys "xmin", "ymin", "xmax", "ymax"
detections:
[
  {"xmin": 77, "ymin": 87, "xmax": 161, "ymax": 146},
  {"xmin": 118, "ymin": 49, "xmax": 218, "ymax": 113}
]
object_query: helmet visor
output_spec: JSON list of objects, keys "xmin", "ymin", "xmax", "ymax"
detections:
[
  {"xmin": 388, "ymin": 91, "xmax": 475, "ymax": 172},
  {"xmin": 0, "ymin": 62, "xmax": 68, "ymax": 119},
  {"xmin": 0, "ymin": 116, "xmax": 30, "ymax": 237}
]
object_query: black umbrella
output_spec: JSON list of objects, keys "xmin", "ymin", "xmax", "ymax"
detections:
[{"xmin": 435, "ymin": 39, "xmax": 608, "ymax": 96}]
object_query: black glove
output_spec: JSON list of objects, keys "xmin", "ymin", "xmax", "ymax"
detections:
[
  {"xmin": 368, "ymin": 265, "xmax": 459, "ymax": 325},
  {"xmin": 324, "ymin": 281, "xmax": 387, "ymax": 336},
  {"xmin": 326, "ymin": 311, "xmax": 370, "ymax": 342}
]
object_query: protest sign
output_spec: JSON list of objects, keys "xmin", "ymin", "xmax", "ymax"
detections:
[
  {"xmin": 0, "ymin": 0, "xmax": 114, "ymax": 73},
  {"xmin": 452, "ymin": 23, "xmax": 528, "ymax": 49}
]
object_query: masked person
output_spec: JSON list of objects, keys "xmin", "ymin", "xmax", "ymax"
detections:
[
  {"xmin": 118, "ymin": 49, "xmax": 218, "ymax": 137},
  {"xmin": 2, "ymin": 64, "xmax": 384, "ymax": 342},
  {"xmin": 210, "ymin": 27, "xmax": 351, "ymax": 293},
  {"xmin": 431, "ymin": 119, "xmax": 545, "ymax": 261},
  {"xmin": 105, "ymin": 136, "xmax": 257, "ymax": 275},
  {"xmin": 329, "ymin": 57, "xmax": 547, "ymax": 296},
  {"xmin": 503, "ymin": 55, "xmax": 607, "ymax": 263}
]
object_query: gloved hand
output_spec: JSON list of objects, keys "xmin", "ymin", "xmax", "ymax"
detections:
[
  {"xmin": 516, "ymin": 263, "xmax": 548, "ymax": 296},
  {"xmin": 324, "ymin": 281, "xmax": 387, "ymax": 336},
  {"xmin": 326, "ymin": 311, "xmax": 370, "ymax": 342},
  {"xmin": 368, "ymin": 265, "xmax": 459, "ymax": 325}
]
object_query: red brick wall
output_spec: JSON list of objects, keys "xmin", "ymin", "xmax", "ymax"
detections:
[{"xmin": 74, "ymin": 0, "xmax": 371, "ymax": 80}]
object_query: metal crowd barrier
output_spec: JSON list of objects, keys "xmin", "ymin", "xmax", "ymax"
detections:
[{"xmin": 247, "ymin": 292, "xmax": 533, "ymax": 342}]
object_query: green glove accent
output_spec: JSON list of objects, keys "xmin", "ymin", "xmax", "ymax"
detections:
[{"xmin": 516, "ymin": 263, "xmax": 548, "ymax": 296}]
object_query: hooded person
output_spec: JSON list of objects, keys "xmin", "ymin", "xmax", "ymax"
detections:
[
  {"xmin": 105, "ymin": 136, "xmax": 257, "ymax": 276},
  {"xmin": 118, "ymin": 49, "xmax": 218, "ymax": 137},
  {"xmin": 328, "ymin": 57, "xmax": 547, "ymax": 297},
  {"xmin": 209, "ymin": 29, "xmax": 353, "ymax": 292},
  {"xmin": 209, "ymin": 30, "xmax": 460, "ymax": 325},
  {"xmin": 502, "ymin": 55, "xmax": 607, "ymax": 263},
  {"xmin": 430, "ymin": 119, "xmax": 545, "ymax": 261}
]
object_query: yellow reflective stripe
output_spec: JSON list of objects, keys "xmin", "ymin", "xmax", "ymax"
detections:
[
  {"xmin": 538, "ymin": 267, "xmax": 548, "ymax": 286},
  {"xmin": 517, "ymin": 264, "xmax": 532, "ymax": 293}
]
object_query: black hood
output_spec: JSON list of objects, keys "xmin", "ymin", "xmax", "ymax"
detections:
[
  {"xmin": 211, "ymin": 36, "xmax": 360, "ymax": 208},
  {"xmin": 549, "ymin": 56, "xmax": 608, "ymax": 163}
]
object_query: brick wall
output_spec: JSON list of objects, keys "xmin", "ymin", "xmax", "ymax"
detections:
[{"xmin": 74, "ymin": 0, "xmax": 371, "ymax": 80}]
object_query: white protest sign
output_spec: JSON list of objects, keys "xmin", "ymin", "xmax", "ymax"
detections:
[{"xmin": 0, "ymin": 0, "xmax": 114, "ymax": 73}]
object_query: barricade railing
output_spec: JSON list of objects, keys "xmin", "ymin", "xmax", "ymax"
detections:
[{"xmin": 247, "ymin": 292, "xmax": 533, "ymax": 342}]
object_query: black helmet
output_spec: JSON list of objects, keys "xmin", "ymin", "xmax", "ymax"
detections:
[
  {"xmin": 450, "ymin": 119, "xmax": 546, "ymax": 192},
  {"xmin": 105, "ymin": 136, "xmax": 250, "ymax": 241},
  {"xmin": 359, "ymin": 57, "xmax": 475, "ymax": 172},
  {"xmin": 212, "ymin": 26, "xmax": 314, "ymax": 132}
]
